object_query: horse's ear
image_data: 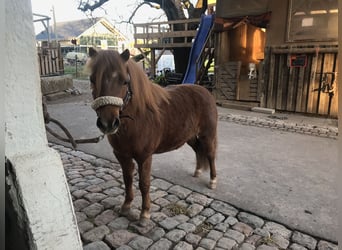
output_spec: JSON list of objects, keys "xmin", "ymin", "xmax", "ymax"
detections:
[
  {"xmin": 120, "ymin": 49, "xmax": 130, "ymax": 62},
  {"xmin": 89, "ymin": 47, "xmax": 97, "ymax": 58}
]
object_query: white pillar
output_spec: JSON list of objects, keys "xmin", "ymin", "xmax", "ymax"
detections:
[{"xmin": 5, "ymin": 0, "xmax": 82, "ymax": 249}]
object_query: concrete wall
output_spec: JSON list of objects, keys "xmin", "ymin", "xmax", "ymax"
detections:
[{"xmin": 4, "ymin": 0, "xmax": 82, "ymax": 248}]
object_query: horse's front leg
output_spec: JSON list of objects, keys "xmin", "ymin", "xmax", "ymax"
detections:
[
  {"xmin": 138, "ymin": 156, "xmax": 152, "ymax": 222},
  {"xmin": 115, "ymin": 153, "xmax": 135, "ymax": 216}
]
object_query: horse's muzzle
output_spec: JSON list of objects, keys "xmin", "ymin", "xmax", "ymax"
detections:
[{"xmin": 96, "ymin": 117, "xmax": 121, "ymax": 134}]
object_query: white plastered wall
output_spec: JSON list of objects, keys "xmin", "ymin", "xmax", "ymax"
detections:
[{"xmin": 4, "ymin": 0, "xmax": 82, "ymax": 248}]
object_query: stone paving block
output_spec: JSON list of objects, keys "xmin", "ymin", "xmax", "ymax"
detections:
[
  {"xmin": 168, "ymin": 185, "xmax": 192, "ymax": 199},
  {"xmin": 99, "ymin": 179, "xmax": 120, "ymax": 189},
  {"xmin": 210, "ymin": 200, "xmax": 238, "ymax": 217},
  {"xmin": 189, "ymin": 215, "xmax": 207, "ymax": 226},
  {"xmin": 74, "ymin": 199, "xmax": 91, "ymax": 211},
  {"xmin": 216, "ymin": 237, "xmax": 237, "ymax": 249},
  {"xmin": 69, "ymin": 177, "xmax": 86, "ymax": 185},
  {"xmin": 225, "ymin": 229, "xmax": 245, "ymax": 244},
  {"xmin": 151, "ymin": 212, "xmax": 168, "ymax": 223},
  {"xmin": 214, "ymin": 222, "xmax": 229, "ymax": 233},
  {"xmin": 186, "ymin": 192, "xmax": 213, "ymax": 206},
  {"xmin": 129, "ymin": 220, "xmax": 156, "ymax": 235},
  {"xmin": 75, "ymin": 211, "xmax": 87, "ymax": 222},
  {"xmin": 232, "ymin": 222, "xmax": 253, "ymax": 237},
  {"xmin": 176, "ymin": 199, "xmax": 190, "ymax": 208},
  {"xmin": 159, "ymin": 217, "xmax": 180, "ymax": 230},
  {"xmin": 80, "ymin": 169, "xmax": 96, "ymax": 176},
  {"xmin": 291, "ymin": 231, "xmax": 317, "ymax": 250},
  {"xmin": 165, "ymin": 229, "xmax": 187, "ymax": 242},
  {"xmin": 83, "ymin": 241, "xmax": 110, "ymax": 250},
  {"xmin": 185, "ymin": 233, "xmax": 202, "ymax": 245},
  {"xmin": 103, "ymin": 187, "xmax": 124, "ymax": 196},
  {"xmin": 116, "ymin": 246, "xmax": 133, "ymax": 250},
  {"xmin": 84, "ymin": 192, "xmax": 108, "ymax": 203},
  {"xmin": 94, "ymin": 210, "xmax": 117, "ymax": 226},
  {"xmin": 82, "ymin": 225, "xmax": 110, "ymax": 243},
  {"xmin": 269, "ymin": 233, "xmax": 290, "ymax": 249},
  {"xmin": 201, "ymin": 208, "xmax": 216, "ymax": 217},
  {"xmin": 73, "ymin": 183, "xmax": 90, "ymax": 191},
  {"xmin": 317, "ymin": 240, "xmax": 338, "ymax": 250},
  {"xmin": 150, "ymin": 190, "xmax": 168, "ymax": 201},
  {"xmin": 173, "ymin": 214, "xmax": 190, "ymax": 224},
  {"xmin": 207, "ymin": 213, "xmax": 225, "ymax": 225},
  {"xmin": 224, "ymin": 216, "xmax": 238, "ymax": 226},
  {"xmin": 256, "ymin": 244, "xmax": 278, "ymax": 250},
  {"xmin": 206, "ymin": 230, "xmax": 223, "ymax": 241},
  {"xmin": 174, "ymin": 241, "xmax": 194, "ymax": 250},
  {"xmin": 253, "ymin": 228, "xmax": 270, "ymax": 238},
  {"xmin": 108, "ymin": 217, "xmax": 130, "ymax": 230},
  {"xmin": 154, "ymin": 197, "xmax": 170, "ymax": 207},
  {"xmin": 104, "ymin": 229, "xmax": 138, "ymax": 248},
  {"xmin": 149, "ymin": 238, "xmax": 173, "ymax": 250},
  {"xmin": 83, "ymin": 203, "xmax": 104, "ymax": 218},
  {"xmin": 78, "ymin": 220, "xmax": 94, "ymax": 234},
  {"xmin": 72, "ymin": 189, "xmax": 88, "ymax": 199},
  {"xmin": 144, "ymin": 227, "xmax": 165, "ymax": 241},
  {"xmin": 240, "ymin": 242, "xmax": 256, "ymax": 250},
  {"xmin": 245, "ymin": 234, "xmax": 262, "ymax": 246},
  {"xmin": 86, "ymin": 185, "xmax": 102, "ymax": 193},
  {"xmin": 289, "ymin": 243, "xmax": 309, "ymax": 250},
  {"xmin": 199, "ymin": 238, "xmax": 216, "ymax": 250},
  {"xmin": 263, "ymin": 221, "xmax": 292, "ymax": 240},
  {"xmin": 237, "ymin": 212, "xmax": 265, "ymax": 229},
  {"xmin": 128, "ymin": 235, "xmax": 153, "ymax": 250},
  {"xmin": 187, "ymin": 203, "xmax": 204, "ymax": 217},
  {"xmin": 177, "ymin": 222, "xmax": 197, "ymax": 233},
  {"xmin": 165, "ymin": 194, "xmax": 180, "ymax": 203},
  {"xmin": 101, "ymin": 196, "xmax": 124, "ymax": 209},
  {"xmin": 151, "ymin": 178, "xmax": 173, "ymax": 190},
  {"xmin": 101, "ymin": 174, "xmax": 115, "ymax": 181}
]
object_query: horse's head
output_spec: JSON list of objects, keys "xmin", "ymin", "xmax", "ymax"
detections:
[{"xmin": 87, "ymin": 48, "xmax": 132, "ymax": 135}]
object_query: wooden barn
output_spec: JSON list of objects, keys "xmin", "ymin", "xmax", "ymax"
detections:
[{"xmin": 213, "ymin": 0, "xmax": 338, "ymax": 117}]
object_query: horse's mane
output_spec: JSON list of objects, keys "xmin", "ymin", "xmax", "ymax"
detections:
[
  {"xmin": 126, "ymin": 58, "xmax": 170, "ymax": 117},
  {"xmin": 87, "ymin": 50, "xmax": 170, "ymax": 118}
]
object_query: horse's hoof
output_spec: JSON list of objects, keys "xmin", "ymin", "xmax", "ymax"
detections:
[
  {"xmin": 120, "ymin": 205, "xmax": 131, "ymax": 216},
  {"xmin": 209, "ymin": 178, "xmax": 217, "ymax": 189},
  {"xmin": 138, "ymin": 217, "xmax": 150, "ymax": 227},
  {"xmin": 193, "ymin": 169, "xmax": 202, "ymax": 177}
]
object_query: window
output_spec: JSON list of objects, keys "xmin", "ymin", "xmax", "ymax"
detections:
[{"xmin": 287, "ymin": 0, "xmax": 338, "ymax": 41}]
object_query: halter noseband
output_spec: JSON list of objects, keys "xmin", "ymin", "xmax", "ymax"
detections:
[{"xmin": 91, "ymin": 74, "xmax": 132, "ymax": 111}]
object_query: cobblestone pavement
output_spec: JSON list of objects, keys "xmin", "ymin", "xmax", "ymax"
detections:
[
  {"xmin": 51, "ymin": 143, "xmax": 338, "ymax": 250},
  {"xmin": 218, "ymin": 114, "xmax": 338, "ymax": 139}
]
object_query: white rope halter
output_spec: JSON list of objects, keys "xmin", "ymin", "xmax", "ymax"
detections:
[{"xmin": 91, "ymin": 96, "xmax": 123, "ymax": 111}]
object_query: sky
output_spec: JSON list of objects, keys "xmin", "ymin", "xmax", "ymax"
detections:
[{"xmin": 31, "ymin": 0, "xmax": 197, "ymax": 38}]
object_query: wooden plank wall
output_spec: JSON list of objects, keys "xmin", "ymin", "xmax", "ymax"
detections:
[
  {"xmin": 265, "ymin": 49, "xmax": 338, "ymax": 117},
  {"xmin": 37, "ymin": 43, "xmax": 64, "ymax": 76},
  {"xmin": 214, "ymin": 61, "xmax": 241, "ymax": 100}
]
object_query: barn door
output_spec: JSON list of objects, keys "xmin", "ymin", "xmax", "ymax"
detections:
[{"xmin": 264, "ymin": 48, "xmax": 338, "ymax": 117}]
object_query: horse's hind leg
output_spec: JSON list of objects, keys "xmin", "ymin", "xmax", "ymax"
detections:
[
  {"xmin": 207, "ymin": 135, "xmax": 217, "ymax": 189},
  {"xmin": 115, "ymin": 153, "xmax": 135, "ymax": 216},
  {"xmin": 187, "ymin": 137, "xmax": 208, "ymax": 177},
  {"xmin": 208, "ymin": 153, "xmax": 217, "ymax": 189}
]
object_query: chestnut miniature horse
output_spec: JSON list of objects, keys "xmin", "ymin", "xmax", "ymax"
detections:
[{"xmin": 87, "ymin": 48, "xmax": 217, "ymax": 224}]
